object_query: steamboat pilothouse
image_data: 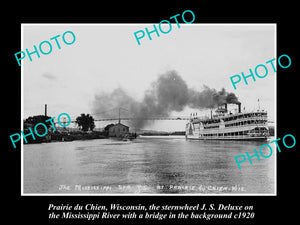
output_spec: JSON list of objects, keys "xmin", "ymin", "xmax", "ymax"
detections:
[{"xmin": 185, "ymin": 102, "xmax": 269, "ymax": 140}]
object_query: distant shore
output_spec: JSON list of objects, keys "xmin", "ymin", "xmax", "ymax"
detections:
[
  {"xmin": 23, "ymin": 125, "xmax": 274, "ymax": 144},
  {"xmin": 23, "ymin": 131, "xmax": 107, "ymax": 144}
]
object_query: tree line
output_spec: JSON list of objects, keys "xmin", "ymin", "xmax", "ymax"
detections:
[{"xmin": 24, "ymin": 113, "xmax": 96, "ymax": 132}]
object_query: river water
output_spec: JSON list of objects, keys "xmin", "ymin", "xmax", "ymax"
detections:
[{"xmin": 23, "ymin": 136, "xmax": 275, "ymax": 195}]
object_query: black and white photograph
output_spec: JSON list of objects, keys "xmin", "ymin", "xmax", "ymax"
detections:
[
  {"xmin": 5, "ymin": 4, "xmax": 299, "ymax": 225},
  {"xmin": 21, "ymin": 24, "xmax": 276, "ymax": 195}
]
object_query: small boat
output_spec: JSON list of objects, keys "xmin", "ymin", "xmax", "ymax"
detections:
[{"xmin": 122, "ymin": 134, "xmax": 135, "ymax": 141}]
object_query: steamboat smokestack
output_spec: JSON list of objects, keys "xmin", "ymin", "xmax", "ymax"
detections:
[
  {"xmin": 45, "ymin": 104, "xmax": 47, "ymax": 117},
  {"xmin": 237, "ymin": 102, "xmax": 241, "ymax": 113}
]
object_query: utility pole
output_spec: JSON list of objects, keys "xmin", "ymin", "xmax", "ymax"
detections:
[{"xmin": 45, "ymin": 104, "xmax": 47, "ymax": 117}]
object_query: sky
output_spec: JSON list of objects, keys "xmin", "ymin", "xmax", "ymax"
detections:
[{"xmin": 22, "ymin": 24, "xmax": 276, "ymax": 131}]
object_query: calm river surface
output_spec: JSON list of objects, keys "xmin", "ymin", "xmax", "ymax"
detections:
[{"xmin": 23, "ymin": 136, "xmax": 275, "ymax": 195}]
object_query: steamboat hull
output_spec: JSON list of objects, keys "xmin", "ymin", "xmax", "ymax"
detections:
[{"xmin": 186, "ymin": 135, "xmax": 268, "ymax": 141}]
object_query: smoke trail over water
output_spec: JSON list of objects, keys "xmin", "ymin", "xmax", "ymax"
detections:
[{"xmin": 92, "ymin": 70, "xmax": 239, "ymax": 128}]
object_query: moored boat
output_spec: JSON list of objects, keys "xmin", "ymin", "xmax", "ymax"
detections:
[{"xmin": 185, "ymin": 102, "xmax": 269, "ymax": 141}]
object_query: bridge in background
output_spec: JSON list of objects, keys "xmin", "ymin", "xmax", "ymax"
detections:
[
  {"xmin": 46, "ymin": 106, "xmax": 274, "ymax": 126},
  {"xmin": 93, "ymin": 117, "xmax": 190, "ymax": 121}
]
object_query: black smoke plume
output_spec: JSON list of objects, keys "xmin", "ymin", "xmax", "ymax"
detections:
[{"xmin": 92, "ymin": 70, "xmax": 239, "ymax": 128}]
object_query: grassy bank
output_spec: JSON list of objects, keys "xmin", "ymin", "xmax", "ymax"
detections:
[
  {"xmin": 51, "ymin": 131, "xmax": 107, "ymax": 141},
  {"xmin": 24, "ymin": 131, "xmax": 108, "ymax": 144}
]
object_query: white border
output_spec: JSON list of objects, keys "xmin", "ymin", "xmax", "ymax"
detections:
[{"xmin": 21, "ymin": 23, "xmax": 277, "ymax": 196}]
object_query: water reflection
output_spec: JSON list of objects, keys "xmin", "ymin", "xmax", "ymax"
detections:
[{"xmin": 24, "ymin": 137, "xmax": 275, "ymax": 194}]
